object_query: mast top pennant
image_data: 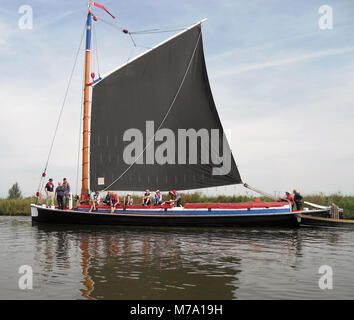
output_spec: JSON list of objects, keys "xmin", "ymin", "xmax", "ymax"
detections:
[{"xmin": 89, "ymin": 1, "xmax": 116, "ymax": 19}]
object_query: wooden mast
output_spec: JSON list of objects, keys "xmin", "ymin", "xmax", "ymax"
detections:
[{"xmin": 81, "ymin": 4, "xmax": 92, "ymax": 196}]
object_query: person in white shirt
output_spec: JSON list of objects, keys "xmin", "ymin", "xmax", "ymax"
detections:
[{"xmin": 89, "ymin": 191, "xmax": 100, "ymax": 212}]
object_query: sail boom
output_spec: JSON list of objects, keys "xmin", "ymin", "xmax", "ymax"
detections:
[{"xmin": 93, "ymin": 18, "xmax": 208, "ymax": 87}]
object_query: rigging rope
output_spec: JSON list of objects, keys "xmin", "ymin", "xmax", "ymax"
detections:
[
  {"xmin": 35, "ymin": 23, "xmax": 86, "ymax": 202},
  {"xmin": 96, "ymin": 15, "xmax": 188, "ymax": 50},
  {"xmin": 92, "ymin": 20, "xmax": 101, "ymax": 77},
  {"xmin": 130, "ymin": 27, "xmax": 187, "ymax": 34},
  {"xmin": 101, "ymin": 27, "xmax": 203, "ymax": 192},
  {"xmin": 75, "ymin": 58, "xmax": 86, "ymax": 197}
]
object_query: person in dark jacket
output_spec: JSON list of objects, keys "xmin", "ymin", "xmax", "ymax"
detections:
[
  {"xmin": 103, "ymin": 192, "xmax": 111, "ymax": 205},
  {"xmin": 293, "ymin": 189, "xmax": 303, "ymax": 211},
  {"xmin": 142, "ymin": 189, "xmax": 152, "ymax": 205},
  {"xmin": 44, "ymin": 178, "xmax": 55, "ymax": 207},
  {"xmin": 63, "ymin": 178, "xmax": 71, "ymax": 208},
  {"xmin": 55, "ymin": 182, "xmax": 65, "ymax": 210},
  {"xmin": 123, "ymin": 193, "xmax": 133, "ymax": 206}
]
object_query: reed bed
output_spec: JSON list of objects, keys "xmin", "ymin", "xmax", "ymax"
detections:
[{"xmin": 0, "ymin": 197, "xmax": 35, "ymax": 216}]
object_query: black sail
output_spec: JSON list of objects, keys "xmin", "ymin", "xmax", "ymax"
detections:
[{"xmin": 90, "ymin": 24, "xmax": 242, "ymax": 191}]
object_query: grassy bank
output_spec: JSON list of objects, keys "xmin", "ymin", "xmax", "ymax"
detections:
[
  {"xmin": 1, "ymin": 193, "xmax": 354, "ymax": 219},
  {"xmin": 0, "ymin": 197, "xmax": 35, "ymax": 216}
]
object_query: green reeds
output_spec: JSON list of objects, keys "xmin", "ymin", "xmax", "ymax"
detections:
[{"xmin": 0, "ymin": 197, "xmax": 35, "ymax": 216}]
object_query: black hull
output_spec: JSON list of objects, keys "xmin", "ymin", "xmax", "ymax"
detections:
[{"xmin": 31, "ymin": 205, "xmax": 298, "ymax": 227}]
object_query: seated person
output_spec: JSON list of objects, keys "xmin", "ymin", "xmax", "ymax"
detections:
[
  {"xmin": 89, "ymin": 191, "xmax": 100, "ymax": 212},
  {"xmin": 142, "ymin": 189, "xmax": 152, "ymax": 205},
  {"xmin": 80, "ymin": 191, "xmax": 90, "ymax": 204},
  {"xmin": 103, "ymin": 192, "xmax": 111, "ymax": 206},
  {"xmin": 123, "ymin": 193, "xmax": 133, "ymax": 206},
  {"xmin": 154, "ymin": 190, "xmax": 163, "ymax": 205},
  {"xmin": 169, "ymin": 190, "xmax": 182, "ymax": 207},
  {"xmin": 110, "ymin": 193, "xmax": 120, "ymax": 213}
]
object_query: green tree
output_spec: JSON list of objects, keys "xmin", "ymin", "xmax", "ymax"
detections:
[{"xmin": 8, "ymin": 182, "xmax": 22, "ymax": 199}]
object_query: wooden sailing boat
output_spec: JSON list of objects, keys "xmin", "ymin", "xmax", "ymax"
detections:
[{"xmin": 31, "ymin": 2, "xmax": 297, "ymax": 227}]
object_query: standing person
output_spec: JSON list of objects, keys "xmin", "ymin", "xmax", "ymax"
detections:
[
  {"xmin": 55, "ymin": 182, "xmax": 65, "ymax": 210},
  {"xmin": 63, "ymin": 178, "xmax": 71, "ymax": 208},
  {"xmin": 154, "ymin": 190, "xmax": 163, "ymax": 205},
  {"xmin": 293, "ymin": 189, "xmax": 303, "ymax": 211},
  {"xmin": 142, "ymin": 189, "xmax": 152, "ymax": 205},
  {"xmin": 44, "ymin": 178, "xmax": 55, "ymax": 208}
]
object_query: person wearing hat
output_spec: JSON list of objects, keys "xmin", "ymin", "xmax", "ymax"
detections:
[
  {"xmin": 44, "ymin": 178, "xmax": 55, "ymax": 207},
  {"xmin": 154, "ymin": 190, "xmax": 163, "ymax": 205},
  {"xmin": 123, "ymin": 193, "xmax": 133, "ymax": 206}
]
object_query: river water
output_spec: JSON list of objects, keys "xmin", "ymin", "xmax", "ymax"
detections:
[{"xmin": 0, "ymin": 216, "xmax": 353, "ymax": 300}]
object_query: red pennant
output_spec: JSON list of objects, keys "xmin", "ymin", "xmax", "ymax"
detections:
[{"xmin": 90, "ymin": 1, "xmax": 115, "ymax": 19}]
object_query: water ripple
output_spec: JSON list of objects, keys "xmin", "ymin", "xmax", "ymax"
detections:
[{"xmin": 1, "ymin": 217, "xmax": 354, "ymax": 299}]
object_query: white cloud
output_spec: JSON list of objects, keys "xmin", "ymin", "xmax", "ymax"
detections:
[{"xmin": 213, "ymin": 46, "xmax": 354, "ymax": 78}]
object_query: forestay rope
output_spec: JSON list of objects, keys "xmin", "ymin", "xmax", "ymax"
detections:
[{"xmin": 35, "ymin": 23, "xmax": 86, "ymax": 203}]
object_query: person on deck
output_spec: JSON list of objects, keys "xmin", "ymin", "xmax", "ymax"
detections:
[
  {"xmin": 142, "ymin": 189, "xmax": 152, "ymax": 205},
  {"xmin": 293, "ymin": 189, "xmax": 303, "ymax": 211},
  {"xmin": 44, "ymin": 178, "xmax": 55, "ymax": 208},
  {"xmin": 63, "ymin": 178, "xmax": 71, "ymax": 208},
  {"xmin": 103, "ymin": 192, "xmax": 111, "ymax": 206},
  {"xmin": 80, "ymin": 191, "xmax": 90, "ymax": 204},
  {"xmin": 169, "ymin": 190, "xmax": 182, "ymax": 207},
  {"xmin": 123, "ymin": 193, "xmax": 133, "ymax": 206},
  {"xmin": 55, "ymin": 182, "xmax": 65, "ymax": 210},
  {"xmin": 89, "ymin": 191, "xmax": 100, "ymax": 212},
  {"xmin": 154, "ymin": 190, "xmax": 163, "ymax": 205},
  {"xmin": 110, "ymin": 193, "xmax": 120, "ymax": 213},
  {"xmin": 279, "ymin": 191, "xmax": 294, "ymax": 208}
]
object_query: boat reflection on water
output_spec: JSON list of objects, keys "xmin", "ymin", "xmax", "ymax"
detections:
[{"xmin": 32, "ymin": 223, "xmax": 304, "ymax": 300}]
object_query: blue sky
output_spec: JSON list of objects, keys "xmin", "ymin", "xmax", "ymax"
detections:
[{"xmin": 0, "ymin": 0, "xmax": 353, "ymax": 198}]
